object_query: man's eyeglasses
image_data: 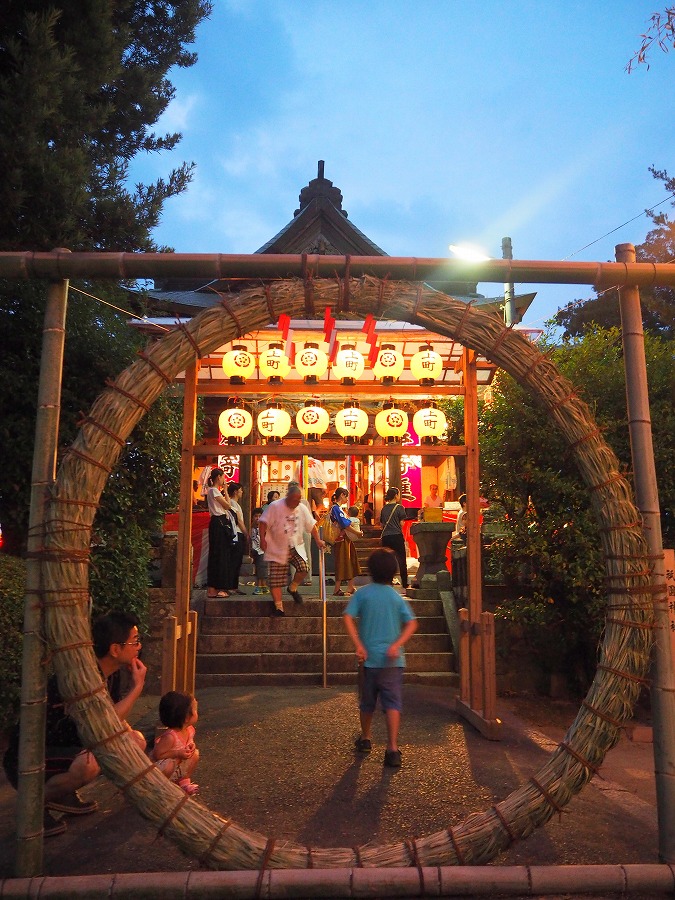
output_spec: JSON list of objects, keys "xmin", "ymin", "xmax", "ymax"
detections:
[{"xmin": 120, "ymin": 637, "xmax": 143, "ymax": 646}]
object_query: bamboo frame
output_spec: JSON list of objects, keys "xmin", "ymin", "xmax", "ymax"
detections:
[
  {"xmin": 2, "ymin": 249, "xmax": 675, "ymax": 288},
  {"xmin": 36, "ymin": 275, "xmax": 652, "ymax": 870},
  {"xmin": 16, "ymin": 277, "xmax": 69, "ymax": 875}
]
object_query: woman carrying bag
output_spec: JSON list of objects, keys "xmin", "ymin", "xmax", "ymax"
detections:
[
  {"xmin": 379, "ymin": 486, "xmax": 409, "ymax": 596},
  {"xmin": 329, "ymin": 487, "xmax": 361, "ymax": 596}
]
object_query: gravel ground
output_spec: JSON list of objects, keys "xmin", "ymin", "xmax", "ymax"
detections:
[{"xmin": 0, "ymin": 684, "xmax": 660, "ymax": 895}]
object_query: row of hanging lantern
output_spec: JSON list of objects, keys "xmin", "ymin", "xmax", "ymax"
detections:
[
  {"xmin": 218, "ymin": 399, "xmax": 447, "ymax": 446},
  {"xmin": 221, "ymin": 341, "xmax": 444, "ymax": 386}
]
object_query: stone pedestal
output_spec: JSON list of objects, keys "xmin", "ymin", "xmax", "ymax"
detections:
[{"xmin": 410, "ymin": 522, "xmax": 454, "ymax": 583}]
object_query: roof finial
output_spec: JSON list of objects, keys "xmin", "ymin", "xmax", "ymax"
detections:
[{"xmin": 317, "ymin": 160, "xmax": 325, "ymax": 179}]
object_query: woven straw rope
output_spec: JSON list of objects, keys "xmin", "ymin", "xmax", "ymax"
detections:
[{"xmin": 40, "ymin": 277, "xmax": 652, "ymax": 869}]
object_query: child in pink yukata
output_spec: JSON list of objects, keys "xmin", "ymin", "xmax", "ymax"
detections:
[{"xmin": 151, "ymin": 691, "xmax": 200, "ymax": 795}]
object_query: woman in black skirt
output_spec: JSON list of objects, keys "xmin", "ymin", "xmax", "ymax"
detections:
[{"xmin": 205, "ymin": 468, "xmax": 235, "ymax": 598}]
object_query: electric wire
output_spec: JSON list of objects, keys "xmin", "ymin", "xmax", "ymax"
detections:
[{"xmin": 68, "ymin": 284, "xmax": 171, "ymax": 332}]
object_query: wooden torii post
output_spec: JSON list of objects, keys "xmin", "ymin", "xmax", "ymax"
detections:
[
  {"xmin": 454, "ymin": 347, "xmax": 500, "ymax": 739},
  {"xmin": 161, "ymin": 359, "xmax": 200, "ymax": 694}
]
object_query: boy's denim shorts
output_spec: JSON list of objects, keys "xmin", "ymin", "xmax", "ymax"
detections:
[{"xmin": 359, "ymin": 666, "xmax": 404, "ymax": 713}]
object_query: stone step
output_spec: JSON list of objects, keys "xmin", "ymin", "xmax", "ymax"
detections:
[
  {"xmin": 198, "ymin": 632, "xmax": 451, "ymax": 655},
  {"xmin": 199, "ymin": 614, "xmax": 449, "ymax": 635},
  {"xmin": 195, "ymin": 669, "xmax": 459, "ymax": 696},
  {"xmin": 203, "ymin": 597, "xmax": 447, "ymax": 617},
  {"xmin": 196, "ymin": 651, "xmax": 454, "ymax": 675},
  {"xmin": 195, "ymin": 671, "xmax": 458, "ymax": 688}
]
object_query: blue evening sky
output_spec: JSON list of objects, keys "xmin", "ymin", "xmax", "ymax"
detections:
[{"xmin": 128, "ymin": 1, "xmax": 675, "ymax": 328}]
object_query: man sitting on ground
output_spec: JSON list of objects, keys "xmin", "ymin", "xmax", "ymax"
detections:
[{"xmin": 3, "ymin": 610, "xmax": 147, "ymax": 837}]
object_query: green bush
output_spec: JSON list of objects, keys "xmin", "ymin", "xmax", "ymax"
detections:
[{"xmin": 0, "ymin": 554, "xmax": 25, "ymax": 732}]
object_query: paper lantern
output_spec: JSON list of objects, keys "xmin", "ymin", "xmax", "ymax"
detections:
[
  {"xmin": 259, "ymin": 341, "xmax": 291, "ymax": 383},
  {"xmin": 413, "ymin": 403, "xmax": 447, "ymax": 445},
  {"xmin": 257, "ymin": 402, "xmax": 291, "ymax": 443},
  {"xmin": 375, "ymin": 402, "xmax": 408, "ymax": 443},
  {"xmin": 294, "ymin": 341, "xmax": 328, "ymax": 383},
  {"xmin": 372, "ymin": 343, "xmax": 404, "ymax": 385},
  {"xmin": 222, "ymin": 344, "xmax": 255, "ymax": 385},
  {"xmin": 335, "ymin": 401, "xmax": 369, "ymax": 444},
  {"xmin": 332, "ymin": 343, "xmax": 365, "ymax": 385},
  {"xmin": 296, "ymin": 401, "xmax": 330, "ymax": 442},
  {"xmin": 218, "ymin": 404, "xmax": 253, "ymax": 445},
  {"xmin": 410, "ymin": 343, "xmax": 443, "ymax": 385}
]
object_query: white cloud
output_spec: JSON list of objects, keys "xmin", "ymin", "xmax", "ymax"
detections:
[{"xmin": 156, "ymin": 93, "xmax": 201, "ymax": 134}]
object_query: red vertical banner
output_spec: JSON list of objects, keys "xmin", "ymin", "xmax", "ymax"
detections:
[{"xmin": 400, "ymin": 423, "xmax": 421, "ymax": 508}]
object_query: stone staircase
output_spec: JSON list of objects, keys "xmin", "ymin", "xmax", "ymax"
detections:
[{"xmin": 195, "ymin": 594, "xmax": 457, "ymax": 688}]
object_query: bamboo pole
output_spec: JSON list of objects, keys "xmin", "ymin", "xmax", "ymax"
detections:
[
  {"xmin": 458, "ymin": 608, "xmax": 470, "ymax": 705},
  {"xmin": 175, "ymin": 360, "xmax": 199, "ymax": 691},
  {"xmin": 616, "ymin": 243, "xmax": 674, "ymax": 863},
  {"xmin": 2, "ymin": 864, "xmax": 674, "ymax": 898},
  {"xmin": 463, "ymin": 348, "xmax": 483, "ymax": 711},
  {"xmin": 5, "ymin": 249, "xmax": 675, "ymax": 288},
  {"xmin": 481, "ymin": 611, "xmax": 497, "ymax": 722},
  {"xmin": 319, "ymin": 541, "xmax": 327, "ymax": 688},
  {"xmin": 15, "ymin": 275, "xmax": 69, "ymax": 876}
]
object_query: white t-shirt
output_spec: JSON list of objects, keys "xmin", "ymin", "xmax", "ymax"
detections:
[
  {"xmin": 260, "ymin": 498, "xmax": 315, "ymax": 564},
  {"xmin": 229, "ymin": 498, "xmax": 244, "ymax": 535},
  {"xmin": 206, "ymin": 486, "xmax": 227, "ymax": 516},
  {"xmin": 424, "ymin": 493, "xmax": 444, "ymax": 508}
]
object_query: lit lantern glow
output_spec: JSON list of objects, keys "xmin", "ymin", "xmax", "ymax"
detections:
[
  {"xmin": 259, "ymin": 341, "xmax": 291, "ymax": 383},
  {"xmin": 296, "ymin": 401, "xmax": 330, "ymax": 442},
  {"xmin": 332, "ymin": 343, "xmax": 365, "ymax": 385},
  {"xmin": 294, "ymin": 341, "xmax": 328, "ymax": 383},
  {"xmin": 222, "ymin": 344, "xmax": 255, "ymax": 385},
  {"xmin": 372, "ymin": 343, "xmax": 404, "ymax": 385},
  {"xmin": 257, "ymin": 402, "xmax": 291, "ymax": 443},
  {"xmin": 335, "ymin": 401, "xmax": 369, "ymax": 444},
  {"xmin": 218, "ymin": 404, "xmax": 253, "ymax": 445},
  {"xmin": 413, "ymin": 403, "xmax": 447, "ymax": 445},
  {"xmin": 410, "ymin": 343, "xmax": 443, "ymax": 385},
  {"xmin": 375, "ymin": 402, "xmax": 409, "ymax": 443}
]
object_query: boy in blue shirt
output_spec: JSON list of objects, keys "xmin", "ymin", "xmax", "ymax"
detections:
[{"xmin": 343, "ymin": 548, "xmax": 418, "ymax": 767}]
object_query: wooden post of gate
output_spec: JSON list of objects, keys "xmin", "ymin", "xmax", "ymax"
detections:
[
  {"xmin": 174, "ymin": 359, "xmax": 199, "ymax": 691},
  {"xmin": 463, "ymin": 348, "xmax": 483, "ymax": 710},
  {"xmin": 454, "ymin": 348, "xmax": 502, "ymax": 740}
]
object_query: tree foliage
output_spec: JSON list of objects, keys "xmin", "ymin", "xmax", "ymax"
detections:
[
  {"xmin": 627, "ymin": 7, "xmax": 675, "ymax": 71},
  {"xmin": 0, "ymin": 0, "xmax": 211, "ymax": 251},
  {"xmin": 449, "ymin": 326, "xmax": 674, "ymax": 693},
  {"xmin": 0, "ymin": 2, "xmax": 210, "ymax": 590}
]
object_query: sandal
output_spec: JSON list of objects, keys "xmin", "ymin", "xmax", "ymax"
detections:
[
  {"xmin": 216, "ymin": 591, "xmax": 229, "ymax": 598},
  {"xmin": 178, "ymin": 778, "xmax": 199, "ymax": 795},
  {"xmin": 333, "ymin": 590, "xmax": 347, "ymax": 597}
]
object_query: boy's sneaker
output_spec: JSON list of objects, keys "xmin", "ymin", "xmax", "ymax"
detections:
[
  {"xmin": 43, "ymin": 809, "xmax": 67, "ymax": 837},
  {"xmin": 47, "ymin": 792, "xmax": 98, "ymax": 816},
  {"xmin": 354, "ymin": 737, "xmax": 372, "ymax": 753},
  {"xmin": 384, "ymin": 749, "xmax": 402, "ymax": 768},
  {"xmin": 252, "ymin": 587, "xmax": 262, "ymax": 595}
]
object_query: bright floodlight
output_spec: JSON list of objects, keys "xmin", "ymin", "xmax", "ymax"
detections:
[{"xmin": 448, "ymin": 243, "xmax": 491, "ymax": 261}]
